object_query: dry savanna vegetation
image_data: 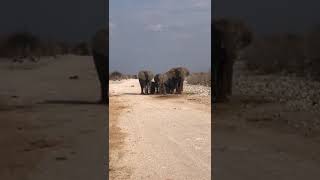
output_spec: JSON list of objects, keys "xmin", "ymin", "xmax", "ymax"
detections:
[
  {"xmin": 0, "ymin": 31, "xmax": 91, "ymax": 60},
  {"xmin": 186, "ymin": 70, "xmax": 211, "ymax": 87},
  {"xmin": 241, "ymin": 25, "xmax": 320, "ymax": 80}
]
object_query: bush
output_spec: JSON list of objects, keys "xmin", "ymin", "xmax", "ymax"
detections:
[
  {"xmin": 304, "ymin": 25, "xmax": 320, "ymax": 80},
  {"xmin": 109, "ymin": 71, "xmax": 123, "ymax": 80},
  {"xmin": 0, "ymin": 32, "xmax": 92, "ymax": 58},
  {"xmin": 242, "ymin": 33, "xmax": 305, "ymax": 75},
  {"xmin": 72, "ymin": 41, "xmax": 90, "ymax": 56},
  {"xmin": 1, "ymin": 31, "xmax": 41, "ymax": 58},
  {"xmin": 187, "ymin": 71, "xmax": 211, "ymax": 86}
]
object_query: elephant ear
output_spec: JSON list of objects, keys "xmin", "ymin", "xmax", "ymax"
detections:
[
  {"xmin": 138, "ymin": 71, "xmax": 146, "ymax": 80},
  {"xmin": 147, "ymin": 71, "xmax": 155, "ymax": 80},
  {"xmin": 180, "ymin": 67, "xmax": 190, "ymax": 77},
  {"xmin": 166, "ymin": 68, "xmax": 176, "ymax": 79}
]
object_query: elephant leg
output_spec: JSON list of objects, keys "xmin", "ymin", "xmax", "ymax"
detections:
[
  {"xmin": 174, "ymin": 79, "xmax": 179, "ymax": 94},
  {"xmin": 180, "ymin": 78, "xmax": 184, "ymax": 93},
  {"xmin": 145, "ymin": 82, "xmax": 149, "ymax": 94},
  {"xmin": 93, "ymin": 51, "xmax": 108, "ymax": 104},
  {"xmin": 176, "ymin": 81, "xmax": 181, "ymax": 94},
  {"xmin": 144, "ymin": 84, "xmax": 148, "ymax": 94},
  {"xmin": 177, "ymin": 78, "xmax": 183, "ymax": 94},
  {"xmin": 139, "ymin": 80, "xmax": 145, "ymax": 94}
]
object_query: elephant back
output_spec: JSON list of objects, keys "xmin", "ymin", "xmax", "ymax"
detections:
[
  {"xmin": 176, "ymin": 67, "xmax": 190, "ymax": 78},
  {"xmin": 138, "ymin": 70, "xmax": 154, "ymax": 81},
  {"xmin": 167, "ymin": 67, "xmax": 190, "ymax": 78}
]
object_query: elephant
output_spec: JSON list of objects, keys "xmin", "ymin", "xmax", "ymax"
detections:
[
  {"xmin": 154, "ymin": 74, "xmax": 161, "ymax": 93},
  {"xmin": 166, "ymin": 67, "xmax": 190, "ymax": 94},
  {"xmin": 138, "ymin": 70, "xmax": 154, "ymax": 94},
  {"xmin": 155, "ymin": 73, "xmax": 169, "ymax": 95},
  {"xmin": 91, "ymin": 29, "xmax": 108, "ymax": 105},
  {"xmin": 213, "ymin": 18, "xmax": 253, "ymax": 102}
]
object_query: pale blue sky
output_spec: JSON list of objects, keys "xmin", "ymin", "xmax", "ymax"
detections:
[{"xmin": 109, "ymin": 0, "xmax": 211, "ymax": 74}]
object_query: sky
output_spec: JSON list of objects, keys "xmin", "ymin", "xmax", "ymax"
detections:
[
  {"xmin": 0, "ymin": 0, "xmax": 106, "ymax": 42},
  {"xmin": 214, "ymin": 0, "xmax": 320, "ymax": 34},
  {"xmin": 109, "ymin": 0, "xmax": 211, "ymax": 74}
]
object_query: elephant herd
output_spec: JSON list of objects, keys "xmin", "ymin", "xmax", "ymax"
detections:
[
  {"xmin": 138, "ymin": 67, "xmax": 190, "ymax": 95},
  {"xmin": 90, "ymin": 18, "xmax": 253, "ymax": 105}
]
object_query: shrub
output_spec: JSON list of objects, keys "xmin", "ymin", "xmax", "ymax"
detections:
[
  {"xmin": 72, "ymin": 41, "xmax": 90, "ymax": 56},
  {"xmin": 2, "ymin": 31, "xmax": 41, "ymax": 58},
  {"xmin": 187, "ymin": 71, "xmax": 211, "ymax": 86},
  {"xmin": 242, "ymin": 33, "xmax": 305, "ymax": 75},
  {"xmin": 109, "ymin": 71, "xmax": 123, "ymax": 80}
]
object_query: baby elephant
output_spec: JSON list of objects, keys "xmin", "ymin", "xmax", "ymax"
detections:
[{"xmin": 138, "ymin": 70, "xmax": 154, "ymax": 94}]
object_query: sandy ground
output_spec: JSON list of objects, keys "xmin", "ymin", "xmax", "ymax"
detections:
[
  {"xmin": 109, "ymin": 79, "xmax": 211, "ymax": 180},
  {"xmin": 0, "ymin": 55, "xmax": 107, "ymax": 180}
]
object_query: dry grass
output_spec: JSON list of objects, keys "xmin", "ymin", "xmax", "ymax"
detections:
[
  {"xmin": 187, "ymin": 72, "xmax": 211, "ymax": 86},
  {"xmin": 242, "ymin": 30, "xmax": 320, "ymax": 80},
  {"xmin": 0, "ymin": 32, "xmax": 90, "ymax": 59}
]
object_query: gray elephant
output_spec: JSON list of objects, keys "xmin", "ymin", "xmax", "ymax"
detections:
[
  {"xmin": 91, "ymin": 29, "xmax": 108, "ymax": 104},
  {"xmin": 214, "ymin": 18, "xmax": 253, "ymax": 102},
  {"xmin": 166, "ymin": 67, "xmax": 190, "ymax": 94},
  {"xmin": 153, "ymin": 74, "xmax": 161, "ymax": 94},
  {"xmin": 156, "ymin": 73, "xmax": 169, "ymax": 94},
  {"xmin": 138, "ymin": 70, "xmax": 154, "ymax": 94}
]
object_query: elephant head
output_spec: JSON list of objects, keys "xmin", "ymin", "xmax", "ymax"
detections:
[
  {"xmin": 214, "ymin": 18, "xmax": 253, "ymax": 57},
  {"xmin": 166, "ymin": 67, "xmax": 190, "ymax": 94},
  {"xmin": 157, "ymin": 73, "xmax": 169, "ymax": 94}
]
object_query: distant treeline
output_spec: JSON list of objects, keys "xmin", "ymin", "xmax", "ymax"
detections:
[
  {"xmin": 109, "ymin": 71, "xmax": 138, "ymax": 80},
  {"xmin": 187, "ymin": 71, "xmax": 211, "ymax": 87},
  {"xmin": 0, "ymin": 31, "xmax": 91, "ymax": 58},
  {"xmin": 241, "ymin": 25, "xmax": 320, "ymax": 80}
]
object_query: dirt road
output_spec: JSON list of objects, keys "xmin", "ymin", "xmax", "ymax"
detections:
[
  {"xmin": 0, "ymin": 55, "xmax": 107, "ymax": 180},
  {"xmin": 109, "ymin": 79, "xmax": 211, "ymax": 180}
]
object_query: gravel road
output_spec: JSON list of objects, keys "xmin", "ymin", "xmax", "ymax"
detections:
[{"xmin": 109, "ymin": 79, "xmax": 211, "ymax": 180}]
